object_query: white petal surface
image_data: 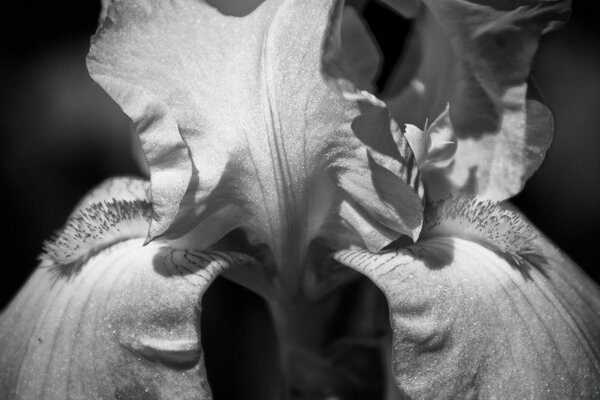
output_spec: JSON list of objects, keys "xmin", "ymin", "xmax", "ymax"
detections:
[
  {"xmin": 1, "ymin": 176, "xmax": 257, "ymax": 399},
  {"xmin": 335, "ymin": 209, "xmax": 600, "ymax": 398},
  {"xmin": 0, "ymin": 240, "xmax": 255, "ymax": 400},
  {"xmin": 87, "ymin": 0, "xmax": 424, "ymax": 272}
]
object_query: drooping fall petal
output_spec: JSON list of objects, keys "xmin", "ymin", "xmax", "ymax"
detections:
[
  {"xmin": 384, "ymin": 0, "xmax": 570, "ymax": 201},
  {"xmin": 86, "ymin": 0, "xmax": 424, "ymax": 286},
  {"xmin": 0, "ymin": 178, "xmax": 256, "ymax": 400},
  {"xmin": 0, "ymin": 242, "xmax": 255, "ymax": 400},
  {"xmin": 335, "ymin": 198, "xmax": 600, "ymax": 398}
]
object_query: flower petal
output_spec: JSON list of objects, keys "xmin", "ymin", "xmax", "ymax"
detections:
[
  {"xmin": 87, "ymin": 0, "xmax": 423, "ymax": 289},
  {"xmin": 1, "ymin": 176, "xmax": 257, "ymax": 399},
  {"xmin": 0, "ymin": 240, "xmax": 255, "ymax": 399},
  {"xmin": 384, "ymin": 0, "xmax": 570, "ymax": 200},
  {"xmin": 335, "ymin": 201, "xmax": 600, "ymax": 398}
]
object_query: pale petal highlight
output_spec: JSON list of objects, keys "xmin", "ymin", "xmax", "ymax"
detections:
[
  {"xmin": 87, "ymin": 0, "xmax": 424, "ymax": 292},
  {"xmin": 1, "ymin": 176, "xmax": 259, "ymax": 399},
  {"xmin": 337, "ymin": 239, "xmax": 600, "ymax": 398},
  {"xmin": 0, "ymin": 240, "xmax": 255, "ymax": 400}
]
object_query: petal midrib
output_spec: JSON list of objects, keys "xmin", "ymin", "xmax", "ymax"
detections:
[{"xmin": 250, "ymin": 0, "xmax": 333, "ymax": 296}]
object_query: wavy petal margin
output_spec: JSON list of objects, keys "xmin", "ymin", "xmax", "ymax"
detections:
[
  {"xmin": 335, "ymin": 200, "xmax": 600, "ymax": 398},
  {"xmin": 0, "ymin": 178, "xmax": 256, "ymax": 400},
  {"xmin": 87, "ymin": 0, "xmax": 424, "ymax": 270},
  {"xmin": 384, "ymin": 0, "xmax": 570, "ymax": 201}
]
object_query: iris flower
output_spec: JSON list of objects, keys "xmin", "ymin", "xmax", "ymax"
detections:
[{"xmin": 1, "ymin": 0, "xmax": 599, "ymax": 398}]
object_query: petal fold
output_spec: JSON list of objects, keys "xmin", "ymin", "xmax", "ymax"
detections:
[
  {"xmin": 2, "ymin": 176, "xmax": 257, "ymax": 399},
  {"xmin": 335, "ymin": 202, "xmax": 600, "ymax": 398}
]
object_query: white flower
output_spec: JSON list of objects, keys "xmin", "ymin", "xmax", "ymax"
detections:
[{"xmin": 2, "ymin": 0, "xmax": 598, "ymax": 398}]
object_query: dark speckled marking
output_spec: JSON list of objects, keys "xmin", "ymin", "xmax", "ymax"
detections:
[
  {"xmin": 40, "ymin": 199, "xmax": 152, "ymax": 266},
  {"xmin": 424, "ymin": 195, "xmax": 538, "ymax": 255}
]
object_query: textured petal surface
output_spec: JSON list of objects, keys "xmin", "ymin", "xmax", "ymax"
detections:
[
  {"xmin": 335, "ymin": 201, "xmax": 600, "ymax": 398},
  {"xmin": 71, "ymin": 176, "xmax": 150, "ymax": 211},
  {"xmin": 87, "ymin": 0, "xmax": 424, "ymax": 278},
  {"xmin": 0, "ymin": 240, "xmax": 254, "ymax": 400},
  {"xmin": 385, "ymin": 0, "xmax": 570, "ymax": 200},
  {"xmin": 1, "ymin": 176, "xmax": 256, "ymax": 399}
]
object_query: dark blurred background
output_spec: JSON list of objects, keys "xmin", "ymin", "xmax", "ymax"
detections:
[{"xmin": 0, "ymin": 2, "xmax": 599, "ymax": 395}]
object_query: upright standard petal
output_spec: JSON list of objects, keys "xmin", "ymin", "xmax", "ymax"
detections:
[
  {"xmin": 384, "ymin": 0, "xmax": 570, "ymax": 201},
  {"xmin": 335, "ymin": 199, "xmax": 600, "ymax": 398},
  {"xmin": 0, "ymin": 178, "xmax": 256, "ymax": 400},
  {"xmin": 87, "ymin": 0, "xmax": 423, "ymax": 295}
]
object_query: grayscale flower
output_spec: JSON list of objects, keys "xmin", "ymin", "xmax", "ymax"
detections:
[{"xmin": 1, "ymin": 0, "xmax": 598, "ymax": 399}]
